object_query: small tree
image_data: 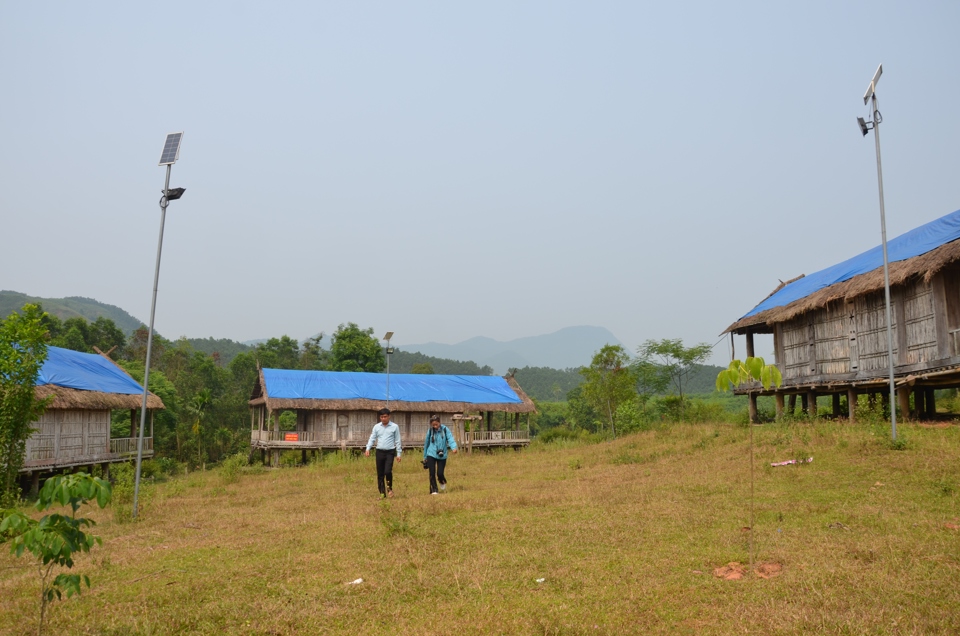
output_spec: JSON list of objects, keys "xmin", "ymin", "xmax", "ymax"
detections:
[
  {"xmin": 0, "ymin": 472, "xmax": 111, "ymax": 636},
  {"xmin": 637, "ymin": 338, "xmax": 712, "ymax": 421},
  {"xmin": 0, "ymin": 304, "xmax": 51, "ymax": 506},
  {"xmin": 411, "ymin": 362, "xmax": 434, "ymax": 374},
  {"xmin": 330, "ymin": 323, "xmax": 386, "ymax": 373},
  {"xmin": 580, "ymin": 345, "xmax": 636, "ymax": 438}
]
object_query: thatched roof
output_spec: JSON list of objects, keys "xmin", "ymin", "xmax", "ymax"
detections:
[
  {"xmin": 35, "ymin": 384, "xmax": 164, "ymax": 410},
  {"xmin": 249, "ymin": 368, "xmax": 536, "ymax": 414},
  {"xmin": 724, "ymin": 237, "xmax": 960, "ymax": 334}
]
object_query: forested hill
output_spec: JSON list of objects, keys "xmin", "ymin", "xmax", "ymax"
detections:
[
  {"xmin": 0, "ymin": 291, "xmax": 144, "ymax": 334},
  {"xmin": 388, "ymin": 349, "xmax": 493, "ymax": 375},
  {"xmin": 185, "ymin": 337, "xmax": 254, "ymax": 364}
]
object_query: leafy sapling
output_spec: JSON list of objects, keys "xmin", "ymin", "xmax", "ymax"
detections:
[
  {"xmin": 0, "ymin": 472, "xmax": 111, "ymax": 636},
  {"xmin": 716, "ymin": 357, "xmax": 783, "ymax": 392}
]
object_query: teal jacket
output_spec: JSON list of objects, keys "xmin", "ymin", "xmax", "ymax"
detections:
[{"xmin": 423, "ymin": 425, "xmax": 457, "ymax": 460}]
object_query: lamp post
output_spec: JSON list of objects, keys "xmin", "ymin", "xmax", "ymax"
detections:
[
  {"xmin": 133, "ymin": 132, "xmax": 186, "ymax": 518},
  {"xmin": 383, "ymin": 331, "xmax": 394, "ymax": 406},
  {"xmin": 857, "ymin": 64, "xmax": 897, "ymax": 441}
]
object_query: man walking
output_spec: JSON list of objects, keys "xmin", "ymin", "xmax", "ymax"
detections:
[{"xmin": 365, "ymin": 407, "xmax": 402, "ymax": 498}]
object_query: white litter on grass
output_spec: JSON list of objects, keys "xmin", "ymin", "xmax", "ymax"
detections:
[
  {"xmin": 535, "ymin": 578, "xmax": 545, "ymax": 583},
  {"xmin": 346, "ymin": 578, "xmax": 363, "ymax": 585}
]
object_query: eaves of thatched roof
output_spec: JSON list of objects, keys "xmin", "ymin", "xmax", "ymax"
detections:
[
  {"xmin": 35, "ymin": 384, "xmax": 164, "ymax": 410},
  {"xmin": 724, "ymin": 237, "xmax": 960, "ymax": 335}
]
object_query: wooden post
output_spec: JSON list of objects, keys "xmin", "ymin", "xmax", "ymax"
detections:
[
  {"xmin": 301, "ymin": 449, "xmax": 307, "ymax": 465},
  {"xmin": 800, "ymin": 393, "xmax": 809, "ymax": 414},
  {"xmin": 847, "ymin": 388, "xmax": 857, "ymax": 423},
  {"xmin": 775, "ymin": 393, "xmax": 784, "ymax": 419},
  {"xmin": 748, "ymin": 393, "xmax": 758, "ymax": 424},
  {"xmin": 832, "ymin": 393, "xmax": 842, "ymax": 417},
  {"xmin": 29, "ymin": 472, "xmax": 40, "ymax": 498},
  {"xmin": 808, "ymin": 391, "xmax": 818, "ymax": 417},
  {"xmin": 926, "ymin": 388, "xmax": 936, "ymax": 418},
  {"xmin": 788, "ymin": 394, "xmax": 797, "ymax": 416},
  {"xmin": 745, "ymin": 331, "xmax": 755, "ymax": 358},
  {"xmin": 897, "ymin": 386, "xmax": 911, "ymax": 421},
  {"xmin": 914, "ymin": 388, "xmax": 925, "ymax": 419}
]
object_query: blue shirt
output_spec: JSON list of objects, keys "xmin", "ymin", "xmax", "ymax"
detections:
[
  {"xmin": 423, "ymin": 425, "xmax": 457, "ymax": 460},
  {"xmin": 366, "ymin": 421, "xmax": 402, "ymax": 455}
]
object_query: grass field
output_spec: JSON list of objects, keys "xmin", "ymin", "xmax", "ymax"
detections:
[{"xmin": 2, "ymin": 420, "xmax": 959, "ymax": 635}]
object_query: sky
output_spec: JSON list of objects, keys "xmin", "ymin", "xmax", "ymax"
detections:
[{"xmin": 3, "ymin": 1, "xmax": 959, "ymax": 367}]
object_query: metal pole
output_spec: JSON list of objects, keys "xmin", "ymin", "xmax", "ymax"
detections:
[
  {"xmin": 385, "ymin": 337, "xmax": 391, "ymax": 406},
  {"xmin": 872, "ymin": 93, "xmax": 897, "ymax": 441},
  {"xmin": 132, "ymin": 164, "xmax": 171, "ymax": 518}
]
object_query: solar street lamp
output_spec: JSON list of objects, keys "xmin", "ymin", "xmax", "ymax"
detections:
[
  {"xmin": 383, "ymin": 331, "xmax": 394, "ymax": 405},
  {"xmin": 133, "ymin": 132, "xmax": 186, "ymax": 519},
  {"xmin": 857, "ymin": 64, "xmax": 897, "ymax": 441}
]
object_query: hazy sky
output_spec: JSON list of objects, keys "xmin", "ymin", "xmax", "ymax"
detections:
[{"xmin": 3, "ymin": 2, "xmax": 959, "ymax": 366}]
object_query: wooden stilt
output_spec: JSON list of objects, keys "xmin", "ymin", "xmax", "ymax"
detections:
[
  {"xmin": 808, "ymin": 391, "xmax": 818, "ymax": 417},
  {"xmin": 848, "ymin": 388, "xmax": 857, "ymax": 423},
  {"xmin": 775, "ymin": 393, "xmax": 784, "ymax": 419},
  {"xmin": 748, "ymin": 393, "xmax": 758, "ymax": 424},
  {"xmin": 925, "ymin": 388, "xmax": 936, "ymax": 418},
  {"xmin": 897, "ymin": 386, "xmax": 911, "ymax": 421},
  {"xmin": 832, "ymin": 393, "xmax": 842, "ymax": 417},
  {"xmin": 788, "ymin": 394, "xmax": 797, "ymax": 415}
]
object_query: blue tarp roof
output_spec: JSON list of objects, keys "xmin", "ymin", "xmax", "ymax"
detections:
[
  {"xmin": 37, "ymin": 346, "xmax": 145, "ymax": 395},
  {"xmin": 262, "ymin": 369, "xmax": 523, "ymax": 404},
  {"xmin": 743, "ymin": 208, "xmax": 960, "ymax": 319}
]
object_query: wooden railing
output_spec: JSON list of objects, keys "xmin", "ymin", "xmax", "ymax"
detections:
[
  {"xmin": 110, "ymin": 437, "xmax": 152, "ymax": 455},
  {"xmin": 468, "ymin": 430, "xmax": 529, "ymax": 443},
  {"xmin": 251, "ymin": 430, "xmax": 333, "ymax": 443}
]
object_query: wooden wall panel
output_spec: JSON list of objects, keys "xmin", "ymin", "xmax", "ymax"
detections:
[
  {"xmin": 781, "ymin": 318, "xmax": 810, "ymax": 379},
  {"xmin": 856, "ymin": 292, "xmax": 898, "ymax": 372},
  {"xmin": 902, "ymin": 279, "xmax": 938, "ymax": 364},
  {"xmin": 814, "ymin": 302, "xmax": 850, "ymax": 375}
]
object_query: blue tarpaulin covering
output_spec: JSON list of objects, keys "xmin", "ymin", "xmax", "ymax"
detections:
[
  {"xmin": 262, "ymin": 369, "xmax": 523, "ymax": 404},
  {"xmin": 37, "ymin": 346, "xmax": 145, "ymax": 395},
  {"xmin": 743, "ymin": 208, "xmax": 960, "ymax": 319}
]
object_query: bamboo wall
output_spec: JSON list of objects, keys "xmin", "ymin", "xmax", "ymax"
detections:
[
  {"xmin": 24, "ymin": 409, "xmax": 110, "ymax": 464},
  {"xmin": 297, "ymin": 410, "xmax": 435, "ymax": 446},
  {"xmin": 775, "ymin": 276, "xmax": 941, "ymax": 382}
]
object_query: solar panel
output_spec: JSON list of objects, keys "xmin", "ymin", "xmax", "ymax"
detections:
[{"xmin": 158, "ymin": 132, "xmax": 183, "ymax": 166}]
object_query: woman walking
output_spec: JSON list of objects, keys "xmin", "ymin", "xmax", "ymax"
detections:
[{"xmin": 423, "ymin": 414, "xmax": 457, "ymax": 494}]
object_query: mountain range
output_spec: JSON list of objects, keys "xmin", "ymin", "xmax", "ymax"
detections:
[
  {"xmin": 400, "ymin": 326, "xmax": 625, "ymax": 374},
  {"xmin": 1, "ymin": 291, "xmax": 625, "ymax": 372}
]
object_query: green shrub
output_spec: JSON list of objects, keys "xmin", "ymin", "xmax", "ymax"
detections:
[{"xmin": 219, "ymin": 452, "xmax": 249, "ymax": 484}]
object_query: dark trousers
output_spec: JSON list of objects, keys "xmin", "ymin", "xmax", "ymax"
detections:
[
  {"xmin": 375, "ymin": 449, "xmax": 396, "ymax": 494},
  {"xmin": 425, "ymin": 456, "xmax": 447, "ymax": 493}
]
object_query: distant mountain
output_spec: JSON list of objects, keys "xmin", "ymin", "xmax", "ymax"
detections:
[
  {"xmin": 0, "ymin": 290, "xmax": 145, "ymax": 335},
  {"xmin": 403, "ymin": 326, "xmax": 625, "ymax": 374}
]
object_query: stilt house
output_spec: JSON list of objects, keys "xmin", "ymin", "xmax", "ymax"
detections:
[
  {"xmin": 724, "ymin": 208, "xmax": 960, "ymax": 422},
  {"xmin": 23, "ymin": 346, "xmax": 164, "ymax": 483},
  {"xmin": 249, "ymin": 368, "xmax": 536, "ymax": 464}
]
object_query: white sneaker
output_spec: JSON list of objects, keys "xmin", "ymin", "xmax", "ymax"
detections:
[
  {"xmin": 431, "ymin": 492, "xmax": 438, "ymax": 495},
  {"xmin": 439, "ymin": 483, "xmax": 446, "ymax": 492}
]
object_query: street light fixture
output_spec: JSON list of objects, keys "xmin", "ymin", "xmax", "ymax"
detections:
[
  {"xmin": 857, "ymin": 64, "xmax": 897, "ymax": 441},
  {"xmin": 133, "ymin": 132, "xmax": 186, "ymax": 518}
]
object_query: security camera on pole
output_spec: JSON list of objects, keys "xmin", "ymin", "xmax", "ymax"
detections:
[
  {"xmin": 856, "ymin": 65, "xmax": 897, "ymax": 441},
  {"xmin": 133, "ymin": 132, "xmax": 186, "ymax": 519}
]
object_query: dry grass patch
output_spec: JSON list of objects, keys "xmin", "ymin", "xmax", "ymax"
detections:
[{"xmin": 1, "ymin": 421, "xmax": 959, "ymax": 635}]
